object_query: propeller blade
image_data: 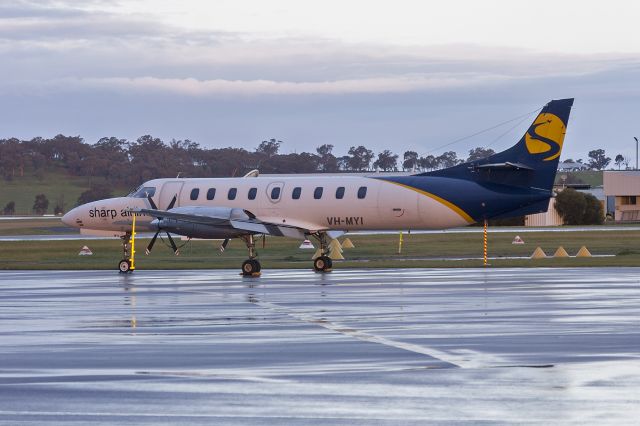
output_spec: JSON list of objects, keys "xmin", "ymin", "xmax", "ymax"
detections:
[
  {"xmin": 166, "ymin": 195, "xmax": 177, "ymax": 210},
  {"xmin": 147, "ymin": 195, "xmax": 158, "ymax": 210},
  {"xmin": 166, "ymin": 232, "xmax": 179, "ymax": 255},
  {"xmin": 146, "ymin": 231, "xmax": 159, "ymax": 255},
  {"xmin": 220, "ymin": 238, "xmax": 229, "ymax": 252}
]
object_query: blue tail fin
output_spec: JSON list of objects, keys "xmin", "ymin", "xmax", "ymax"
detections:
[{"xmin": 416, "ymin": 98, "xmax": 574, "ymax": 191}]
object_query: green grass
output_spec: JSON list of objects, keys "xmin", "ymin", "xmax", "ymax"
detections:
[
  {"xmin": 1, "ymin": 230, "xmax": 639, "ymax": 270},
  {"xmin": 0, "ymin": 168, "xmax": 128, "ymax": 215},
  {"xmin": 555, "ymin": 170, "xmax": 603, "ymax": 186}
]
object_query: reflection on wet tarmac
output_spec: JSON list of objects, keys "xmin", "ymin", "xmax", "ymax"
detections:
[{"xmin": 0, "ymin": 268, "xmax": 639, "ymax": 424}]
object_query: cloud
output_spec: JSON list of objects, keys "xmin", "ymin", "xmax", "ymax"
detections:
[{"xmin": 27, "ymin": 74, "xmax": 512, "ymax": 96}]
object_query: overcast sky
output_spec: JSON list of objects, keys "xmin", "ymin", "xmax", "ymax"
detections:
[{"xmin": 2, "ymin": 0, "xmax": 639, "ymax": 161}]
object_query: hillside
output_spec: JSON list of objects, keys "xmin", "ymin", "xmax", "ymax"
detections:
[{"xmin": 0, "ymin": 168, "xmax": 129, "ymax": 215}]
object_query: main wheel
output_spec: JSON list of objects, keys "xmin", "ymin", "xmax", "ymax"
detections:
[
  {"xmin": 313, "ymin": 255, "xmax": 332, "ymax": 272},
  {"xmin": 118, "ymin": 259, "xmax": 131, "ymax": 273},
  {"xmin": 242, "ymin": 259, "xmax": 261, "ymax": 276}
]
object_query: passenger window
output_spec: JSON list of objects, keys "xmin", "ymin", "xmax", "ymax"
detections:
[
  {"xmin": 248, "ymin": 187, "xmax": 257, "ymax": 200},
  {"xmin": 335, "ymin": 187, "xmax": 345, "ymax": 199},
  {"xmin": 228, "ymin": 188, "xmax": 237, "ymax": 200},
  {"xmin": 357, "ymin": 186, "xmax": 367, "ymax": 199},
  {"xmin": 190, "ymin": 188, "xmax": 199, "ymax": 200},
  {"xmin": 292, "ymin": 187, "xmax": 301, "ymax": 199},
  {"xmin": 270, "ymin": 186, "xmax": 281, "ymax": 200},
  {"xmin": 206, "ymin": 188, "xmax": 216, "ymax": 200},
  {"xmin": 314, "ymin": 187, "xmax": 323, "ymax": 200}
]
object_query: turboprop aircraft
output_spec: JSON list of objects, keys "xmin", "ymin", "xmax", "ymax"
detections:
[{"xmin": 62, "ymin": 98, "xmax": 573, "ymax": 275}]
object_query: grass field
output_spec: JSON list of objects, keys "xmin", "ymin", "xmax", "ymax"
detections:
[
  {"xmin": 0, "ymin": 168, "xmax": 129, "ymax": 215},
  {"xmin": 1, "ymin": 228, "xmax": 639, "ymax": 270}
]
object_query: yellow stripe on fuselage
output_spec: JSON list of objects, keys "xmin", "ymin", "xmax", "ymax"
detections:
[{"xmin": 385, "ymin": 181, "xmax": 475, "ymax": 224}]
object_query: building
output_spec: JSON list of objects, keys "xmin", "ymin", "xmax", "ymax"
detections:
[
  {"xmin": 524, "ymin": 197, "xmax": 562, "ymax": 226},
  {"xmin": 558, "ymin": 160, "xmax": 590, "ymax": 171},
  {"xmin": 603, "ymin": 171, "xmax": 640, "ymax": 222}
]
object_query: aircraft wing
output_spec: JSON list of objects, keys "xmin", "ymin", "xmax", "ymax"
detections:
[{"xmin": 136, "ymin": 207, "xmax": 307, "ymax": 239}]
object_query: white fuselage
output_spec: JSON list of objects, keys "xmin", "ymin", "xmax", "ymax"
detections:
[{"xmin": 63, "ymin": 175, "xmax": 474, "ymax": 234}]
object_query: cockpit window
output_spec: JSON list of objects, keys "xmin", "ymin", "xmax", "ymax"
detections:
[{"xmin": 129, "ymin": 186, "xmax": 156, "ymax": 198}]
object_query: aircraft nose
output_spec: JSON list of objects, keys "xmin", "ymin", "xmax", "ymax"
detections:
[{"xmin": 61, "ymin": 207, "xmax": 79, "ymax": 227}]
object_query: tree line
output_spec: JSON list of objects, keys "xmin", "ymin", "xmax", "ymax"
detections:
[{"xmin": 0, "ymin": 135, "xmax": 502, "ymax": 186}]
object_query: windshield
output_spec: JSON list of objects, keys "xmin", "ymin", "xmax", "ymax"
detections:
[{"xmin": 129, "ymin": 186, "xmax": 156, "ymax": 198}]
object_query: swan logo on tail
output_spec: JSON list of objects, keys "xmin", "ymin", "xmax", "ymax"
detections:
[{"xmin": 525, "ymin": 113, "xmax": 566, "ymax": 161}]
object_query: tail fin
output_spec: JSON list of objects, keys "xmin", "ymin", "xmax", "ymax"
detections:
[{"xmin": 418, "ymin": 98, "xmax": 574, "ymax": 191}]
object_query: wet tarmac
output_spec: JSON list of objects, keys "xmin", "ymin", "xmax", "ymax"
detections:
[{"xmin": 0, "ymin": 268, "xmax": 639, "ymax": 424}]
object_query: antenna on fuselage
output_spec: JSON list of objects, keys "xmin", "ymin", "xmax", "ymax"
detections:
[{"xmin": 243, "ymin": 169, "xmax": 259, "ymax": 178}]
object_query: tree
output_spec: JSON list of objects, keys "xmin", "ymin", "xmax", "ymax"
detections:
[
  {"xmin": 418, "ymin": 155, "xmax": 437, "ymax": 171},
  {"xmin": 436, "ymin": 151, "xmax": 461, "ymax": 169},
  {"xmin": 554, "ymin": 188, "xmax": 586, "ymax": 225},
  {"xmin": 587, "ymin": 149, "xmax": 611, "ymax": 170},
  {"xmin": 32, "ymin": 194, "xmax": 49, "ymax": 215},
  {"xmin": 582, "ymin": 193, "xmax": 604, "ymax": 225},
  {"xmin": 467, "ymin": 147, "xmax": 495, "ymax": 162},
  {"xmin": 373, "ymin": 150, "xmax": 398, "ymax": 172},
  {"xmin": 316, "ymin": 144, "xmax": 338, "ymax": 172},
  {"xmin": 347, "ymin": 146, "xmax": 374, "ymax": 171},
  {"xmin": 615, "ymin": 154, "xmax": 624, "ymax": 170},
  {"xmin": 2, "ymin": 201, "xmax": 15, "ymax": 215},
  {"xmin": 256, "ymin": 139, "xmax": 281, "ymax": 157},
  {"xmin": 554, "ymin": 188, "xmax": 603, "ymax": 225},
  {"xmin": 402, "ymin": 151, "xmax": 419, "ymax": 171},
  {"xmin": 77, "ymin": 183, "xmax": 113, "ymax": 206}
]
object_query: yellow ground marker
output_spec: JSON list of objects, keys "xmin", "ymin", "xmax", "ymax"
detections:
[
  {"xmin": 342, "ymin": 238, "xmax": 355, "ymax": 249},
  {"xmin": 311, "ymin": 248, "xmax": 322, "ymax": 260},
  {"xmin": 531, "ymin": 247, "xmax": 547, "ymax": 259},
  {"xmin": 576, "ymin": 246, "xmax": 592, "ymax": 257},
  {"xmin": 329, "ymin": 239, "xmax": 343, "ymax": 253},
  {"xmin": 553, "ymin": 246, "xmax": 569, "ymax": 258},
  {"xmin": 329, "ymin": 248, "xmax": 345, "ymax": 260}
]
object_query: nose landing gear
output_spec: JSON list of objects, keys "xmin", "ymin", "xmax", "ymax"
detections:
[{"xmin": 118, "ymin": 214, "xmax": 137, "ymax": 273}]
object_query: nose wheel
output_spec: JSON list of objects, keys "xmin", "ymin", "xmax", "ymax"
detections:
[{"xmin": 119, "ymin": 259, "xmax": 132, "ymax": 273}]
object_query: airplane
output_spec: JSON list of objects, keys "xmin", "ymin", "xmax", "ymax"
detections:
[{"xmin": 62, "ymin": 98, "xmax": 574, "ymax": 275}]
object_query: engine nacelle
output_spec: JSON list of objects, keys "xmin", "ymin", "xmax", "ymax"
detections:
[{"xmin": 154, "ymin": 207, "xmax": 253, "ymax": 239}]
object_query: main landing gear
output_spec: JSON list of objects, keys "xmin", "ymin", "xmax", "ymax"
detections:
[
  {"xmin": 311, "ymin": 232, "xmax": 332, "ymax": 273},
  {"xmin": 240, "ymin": 234, "xmax": 261, "ymax": 276}
]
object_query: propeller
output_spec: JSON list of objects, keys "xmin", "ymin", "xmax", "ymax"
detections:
[
  {"xmin": 145, "ymin": 195, "xmax": 179, "ymax": 256},
  {"xmin": 219, "ymin": 238, "xmax": 229, "ymax": 252}
]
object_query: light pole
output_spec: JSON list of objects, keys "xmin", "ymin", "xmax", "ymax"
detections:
[{"xmin": 635, "ymin": 137, "xmax": 639, "ymax": 170}]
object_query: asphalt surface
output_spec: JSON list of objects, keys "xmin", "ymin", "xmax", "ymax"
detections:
[{"xmin": 0, "ymin": 268, "xmax": 639, "ymax": 424}]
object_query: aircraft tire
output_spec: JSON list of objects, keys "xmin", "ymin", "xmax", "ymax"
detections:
[
  {"xmin": 118, "ymin": 259, "xmax": 131, "ymax": 273},
  {"xmin": 242, "ymin": 259, "xmax": 260, "ymax": 276},
  {"xmin": 313, "ymin": 255, "xmax": 332, "ymax": 272}
]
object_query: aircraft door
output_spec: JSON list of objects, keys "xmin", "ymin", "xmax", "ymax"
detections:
[
  {"xmin": 158, "ymin": 181, "xmax": 184, "ymax": 209},
  {"xmin": 377, "ymin": 181, "xmax": 419, "ymax": 227},
  {"xmin": 260, "ymin": 181, "xmax": 285, "ymax": 217}
]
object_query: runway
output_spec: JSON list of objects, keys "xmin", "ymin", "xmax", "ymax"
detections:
[{"xmin": 0, "ymin": 268, "xmax": 639, "ymax": 424}]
